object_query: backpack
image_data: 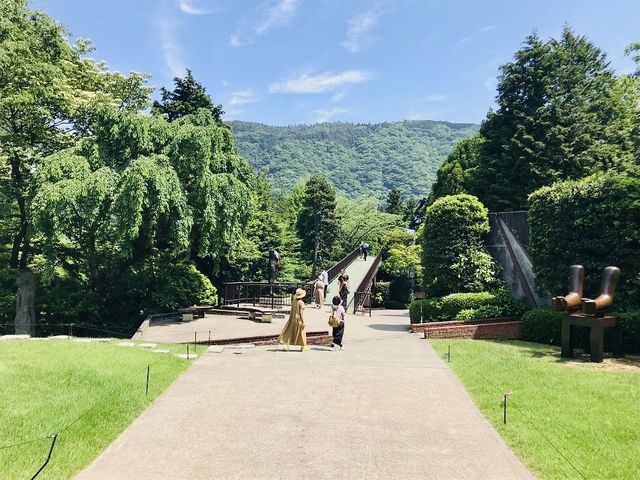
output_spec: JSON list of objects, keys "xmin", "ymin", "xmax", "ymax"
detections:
[{"xmin": 328, "ymin": 310, "xmax": 341, "ymax": 328}]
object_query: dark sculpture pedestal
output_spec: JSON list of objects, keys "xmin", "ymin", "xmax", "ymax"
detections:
[{"xmin": 561, "ymin": 313, "xmax": 624, "ymax": 363}]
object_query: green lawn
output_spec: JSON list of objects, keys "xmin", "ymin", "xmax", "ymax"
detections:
[
  {"xmin": 0, "ymin": 339, "xmax": 192, "ymax": 479},
  {"xmin": 431, "ymin": 339, "xmax": 640, "ymax": 480}
]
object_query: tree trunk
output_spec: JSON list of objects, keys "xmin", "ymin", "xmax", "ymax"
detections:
[
  {"xmin": 312, "ymin": 216, "xmax": 320, "ymax": 278},
  {"xmin": 15, "ymin": 270, "xmax": 36, "ymax": 336},
  {"xmin": 9, "ymin": 153, "xmax": 29, "ymax": 269}
]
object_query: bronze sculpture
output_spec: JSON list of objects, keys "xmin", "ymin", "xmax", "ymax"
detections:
[
  {"xmin": 551, "ymin": 265, "xmax": 584, "ymax": 311},
  {"xmin": 268, "ymin": 249, "xmax": 281, "ymax": 284},
  {"xmin": 581, "ymin": 266, "xmax": 620, "ymax": 316}
]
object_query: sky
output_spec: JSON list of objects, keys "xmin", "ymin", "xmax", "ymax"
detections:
[{"xmin": 32, "ymin": 0, "xmax": 640, "ymax": 126}]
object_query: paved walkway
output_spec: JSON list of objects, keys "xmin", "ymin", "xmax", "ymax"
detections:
[{"xmin": 76, "ymin": 309, "xmax": 535, "ymax": 480}]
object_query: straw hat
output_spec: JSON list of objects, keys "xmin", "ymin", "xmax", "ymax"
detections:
[{"xmin": 294, "ymin": 288, "xmax": 306, "ymax": 299}]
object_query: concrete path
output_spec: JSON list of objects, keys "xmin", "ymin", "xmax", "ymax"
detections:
[{"xmin": 76, "ymin": 309, "xmax": 535, "ymax": 480}]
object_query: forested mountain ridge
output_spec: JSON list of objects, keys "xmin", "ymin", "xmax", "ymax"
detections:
[{"xmin": 229, "ymin": 120, "xmax": 479, "ymax": 199}]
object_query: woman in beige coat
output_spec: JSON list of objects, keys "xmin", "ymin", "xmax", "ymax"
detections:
[
  {"xmin": 314, "ymin": 275, "xmax": 324, "ymax": 308},
  {"xmin": 278, "ymin": 288, "xmax": 309, "ymax": 351}
]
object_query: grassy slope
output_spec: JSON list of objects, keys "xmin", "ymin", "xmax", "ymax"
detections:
[
  {"xmin": 431, "ymin": 339, "xmax": 640, "ymax": 480},
  {"xmin": 0, "ymin": 340, "xmax": 191, "ymax": 479}
]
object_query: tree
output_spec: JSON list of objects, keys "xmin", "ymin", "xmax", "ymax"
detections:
[
  {"xmin": 152, "ymin": 69, "xmax": 224, "ymax": 122},
  {"xmin": 384, "ymin": 188, "xmax": 404, "ymax": 215},
  {"xmin": 421, "ymin": 194, "xmax": 497, "ymax": 296},
  {"xmin": 296, "ymin": 176, "xmax": 339, "ymax": 277},
  {"xmin": 473, "ymin": 27, "xmax": 636, "ymax": 210},
  {"xmin": 428, "ymin": 134, "xmax": 483, "ymax": 204},
  {"xmin": 335, "ymin": 195, "xmax": 404, "ymax": 259}
]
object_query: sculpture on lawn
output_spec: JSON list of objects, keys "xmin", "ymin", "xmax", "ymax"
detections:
[
  {"xmin": 581, "ymin": 266, "xmax": 620, "ymax": 316},
  {"xmin": 268, "ymin": 249, "xmax": 281, "ymax": 284},
  {"xmin": 551, "ymin": 265, "xmax": 584, "ymax": 312}
]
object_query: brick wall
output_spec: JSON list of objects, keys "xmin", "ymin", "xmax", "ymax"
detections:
[{"xmin": 411, "ymin": 319, "xmax": 522, "ymax": 340}]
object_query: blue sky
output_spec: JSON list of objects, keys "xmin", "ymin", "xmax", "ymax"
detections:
[{"xmin": 33, "ymin": 0, "xmax": 640, "ymax": 126}]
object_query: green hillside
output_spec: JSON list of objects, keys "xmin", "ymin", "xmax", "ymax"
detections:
[{"xmin": 229, "ymin": 120, "xmax": 479, "ymax": 199}]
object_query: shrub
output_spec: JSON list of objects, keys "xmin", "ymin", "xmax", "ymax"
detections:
[
  {"xmin": 617, "ymin": 311, "xmax": 640, "ymax": 353},
  {"xmin": 421, "ymin": 194, "xmax": 497, "ymax": 296},
  {"xmin": 521, "ymin": 308, "xmax": 564, "ymax": 345},
  {"xmin": 529, "ymin": 173, "xmax": 640, "ymax": 307},
  {"xmin": 409, "ymin": 289, "xmax": 526, "ymax": 323},
  {"xmin": 373, "ymin": 281, "xmax": 390, "ymax": 308}
]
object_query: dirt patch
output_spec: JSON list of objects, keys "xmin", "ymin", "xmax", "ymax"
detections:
[{"xmin": 550, "ymin": 350, "xmax": 640, "ymax": 371}]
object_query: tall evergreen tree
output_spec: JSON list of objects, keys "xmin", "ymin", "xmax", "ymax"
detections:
[
  {"xmin": 296, "ymin": 176, "xmax": 339, "ymax": 277},
  {"xmin": 152, "ymin": 69, "xmax": 224, "ymax": 122},
  {"xmin": 384, "ymin": 188, "xmax": 404, "ymax": 215},
  {"xmin": 473, "ymin": 27, "xmax": 636, "ymax": 210}
]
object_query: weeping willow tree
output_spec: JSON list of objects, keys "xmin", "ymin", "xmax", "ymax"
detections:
[{"xmin": 31, "ymin": 107, "xmax": 253, "ymax": 328}]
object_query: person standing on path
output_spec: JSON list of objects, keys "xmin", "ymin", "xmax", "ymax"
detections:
[
  {"xmin": 278, "ymin": 288, "xmax": 309, "ymax": 352},
  {"xmin": 362, "ymin": 242, "xmax": 370, "ymax": 261},
  {"xmin": 321, "ymin": 269, "xmax": 329, "ymax": 299},
  {"xmin": 339, "ymin": 274, "xmax": 350, "ymax": 312},
  {"xmin": 314, "ymin": 275, "xmax": 324, "ymax": 308},
  {"xmin": 331, "ymin": 296, "xmax": 346, "ymax": 350}
]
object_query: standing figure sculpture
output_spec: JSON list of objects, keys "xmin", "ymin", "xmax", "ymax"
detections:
[
  {"xmin": 551, "ymin": 265, "xmax": 584, "ymax": 311},
  {"xmin": 268, "ymin": 249, "xmax": 281, "ymax": 284}
]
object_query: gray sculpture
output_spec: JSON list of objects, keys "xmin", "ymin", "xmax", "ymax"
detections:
[
  {"xmin": 581, "ymin": 266, "xmax": 620, "ymax": 316},
  {"xmin": 551, "ymin": 265, "xmax": 584, "ymax": 311},
  {"xmin": 268, "ymin": 249, "xmax": 281, "ymax": 284}
]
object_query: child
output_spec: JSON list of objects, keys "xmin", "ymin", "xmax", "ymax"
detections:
[{"xmin": 331, "ymin": 295, "xmax": 346, "ymax": 350}]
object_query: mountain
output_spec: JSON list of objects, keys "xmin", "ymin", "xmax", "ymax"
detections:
[{"xmin": 229, "ymin": 120, "xmax": 479, "ymax": 200}]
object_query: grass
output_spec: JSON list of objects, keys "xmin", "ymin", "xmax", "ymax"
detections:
[
  {"xmin": 430, "ymin": 339, "xmax": 640, "ymax": 480},
  {"xmin": 0, "ymin": 338, "xmax": 193, "ymax": 479}
]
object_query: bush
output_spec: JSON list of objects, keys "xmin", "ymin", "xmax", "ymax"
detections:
[
  {"xmin": 529, "ymin": 173, "xmax": 640, "ymax": 307},
  {"xmin": 618, "ymin": 311, "xmax": 640, "ymax": 353},
  {"xmin": 421, "ymin": 194, "xmax": 497, "ymax": 296},
  {"xmin": 409, "ymin": 289, "xmax": 526, "ymax": 323},
  {"xmin": 521, "ymin": 308, "xmax": 564, "ymax": 345},
  {"xmin": 373, "ymin": 281, "xmax": 390, "ymax": 308}
]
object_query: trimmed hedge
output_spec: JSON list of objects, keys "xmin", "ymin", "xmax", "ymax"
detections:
[
  {"xmin": 521, "ymin": 308, "xmax": 564, "ymax": 345},
  {"xmin": 421, "ymin": 194, "xmax": 497, "ymax": 296},
  {"xmin": 529, "ymin": 173, "xmax": 640, "ymax": 308},
  {"xmin": 409, "ymin": 289, "xmax": 526, "ymax": 323}
]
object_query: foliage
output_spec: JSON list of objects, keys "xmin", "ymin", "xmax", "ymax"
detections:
[
  {"xmin": 152, "ymin": 69, "xmax": 223, "ymax": 122},
  {"xmin": 520, "ymin": 308, "xmax": 565, "ymax": 345},
  {"xmin": 0, "ymin": 340, "xmax": 189, "ymax": 479},
  {"xmin": 529, "ymin": 173, "xmax": 640, "ymax": 307},
  {"xmin": 296, "ymin": 175, "xmax": 339, "ymax": 277},
  {"xmin": 409, "ymin": 289, "xmax": 525, "ymax": 323},
  {"xmin": 617, "ymin": 311, "xmax": 640, "ymax": 353},
  {"xmin": 334, "ymin": 195, "xmax": 403, "ymax": 260},
  {"xmin": 0, "ymin": 0, "xmax": 151, "ymax": 271},
  {"xmin": 372, "ymin": 281, "xmax": 390, "ymax": 307},
  {"xmin": 472, "ymin": 27, "xmax": 637, "ymax": 211},
  {"xmin": 421, "ymin": 194, "xmax": 497, "ymax": 296},
  {"xmin": 431, "ymin": 339, "xmax": 640, "ymax": 480},
  {"xmin": 384, "ymin": 188, "xmax": 404, "ymax": 215},
  {"xmin": 428, "ymin": 134, "xmax": 483, "ymax": 204},
  {"xmin": 229, "ymin": 120, "xmax": 478, "ymax": 200}
]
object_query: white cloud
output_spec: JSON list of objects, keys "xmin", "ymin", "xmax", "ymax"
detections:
[
  {"xmin": 457, "ymin": 25, "xmax": 496, "ymax": 47},
  {"xmin": 228, "ymin": 89, "xmax": 260, "ymax": 105},
  {"xmin": 313, "ymin": 108, "xmax": 349, "ymax": 123},
  {"xmin": 178, "ymin": 0, "xmax": 214, "ymax": 15},
  {"xmin": 342, "ymin": 8, "xmax": 385, "ymax": 53},
  {"xmin": 230, "ymin": 0, "xmax": 299, "ymax": 47},
  {"xmin": 424, "ymin": 94, "xmax": 448, "ymax": 102},
  {"xmin": 269, "ymin": 70, "xmax": 374, "ymax": 94},
  {"xmin": 156, "ymin": 10, "xmax": 186, "ymax": 78}
]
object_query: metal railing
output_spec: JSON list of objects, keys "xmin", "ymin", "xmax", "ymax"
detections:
[
  {"xmin": 223, "ymin": 282, "xmax": 313, "ymax": 309},
  {"xmin": 353, "ymin": 248, "xmax": 384, "ymax": 314},
  {"xmin": 327, "ymin": 246, "xmax": 362, "ymax": 284}
]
